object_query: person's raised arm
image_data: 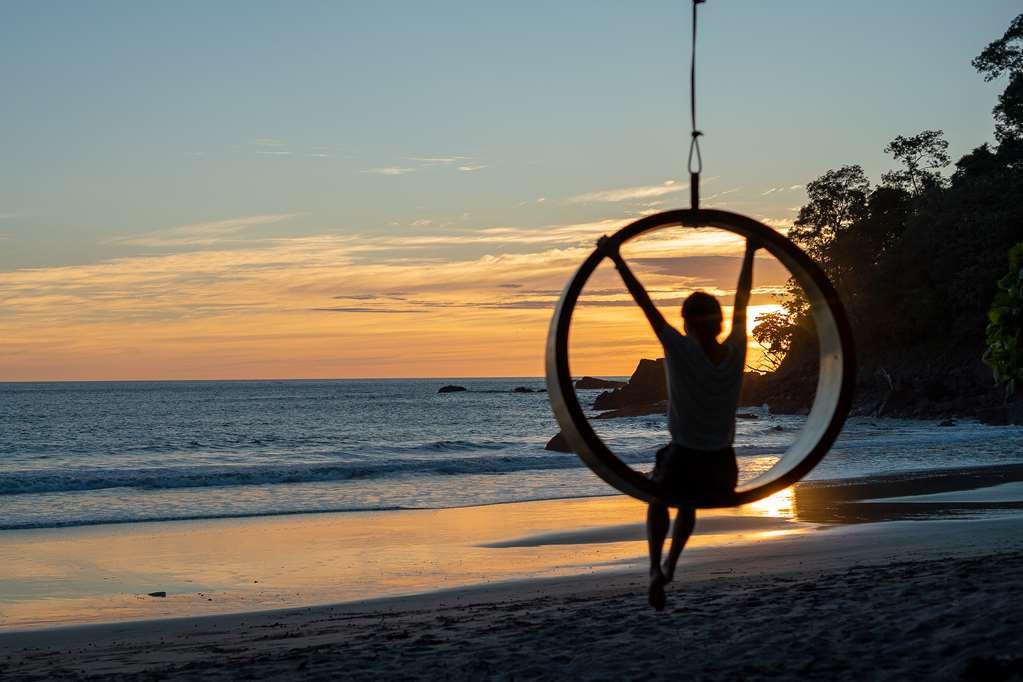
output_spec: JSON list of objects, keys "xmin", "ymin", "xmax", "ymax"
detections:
[
  {"xmin": 597, "ymin": 235, "xmax": 669, "ymax": 336},
  {"xmin": 731, "ymin": 239, "xmax": 759, "ymax": 339}
]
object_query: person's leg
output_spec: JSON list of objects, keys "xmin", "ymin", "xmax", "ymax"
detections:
[
  {"xmin": 662, "ymin": 506, "xmax": 696, "ymax": 583},
  {"xmin": 646, "ymin": 502, "xmax": 670, "ymax": 610}
]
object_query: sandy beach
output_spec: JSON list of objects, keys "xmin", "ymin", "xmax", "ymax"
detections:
[
  {"xmin": 2, "ymin": 465, "xmax": 1023, "ymax": 680},
  {"xmin": 1, "ymin": 522, "xmax": 1021, "ymax": 680}
]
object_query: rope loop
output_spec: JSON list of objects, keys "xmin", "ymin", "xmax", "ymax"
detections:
[
  {"xmin": 687, "ymin": 130, "xmax": 703, "ymax": 175},
  {"xmin": 688, "ymin": 0, "xmax": 705, "ymax": 209}
]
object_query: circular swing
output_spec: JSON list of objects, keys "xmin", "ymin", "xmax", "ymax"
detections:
[
  {"xmin": 543, "ymin": 0, "xmax": 856, "ymax": 508},
  {"xmin": 544, "ymin": 209, "xmax": 856, "ymax": 508}
]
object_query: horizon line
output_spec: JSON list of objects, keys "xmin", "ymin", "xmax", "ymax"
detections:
[{"xmin": 0, "ymin": 374, "xmax": 633, "ymax": 384}]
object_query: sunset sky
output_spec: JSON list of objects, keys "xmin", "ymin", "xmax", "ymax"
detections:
[{"xmin": 1, "ymin": 1, "xmax": 1017, "ymax": 380}]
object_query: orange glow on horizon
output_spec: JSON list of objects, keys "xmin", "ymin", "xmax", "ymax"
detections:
[{"xmin": 0, "ymin": 225, "xmax": 793, "ymax": 381}]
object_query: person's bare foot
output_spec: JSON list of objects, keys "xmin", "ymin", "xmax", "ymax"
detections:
[{"xmin": 648, "ymin": 569, "xmax": 667, "ymax": 611}]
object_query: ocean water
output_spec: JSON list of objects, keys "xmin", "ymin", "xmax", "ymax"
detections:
[{"xmin": 2, "ymin": 379, "xmax": 1022, "ymax": 531}]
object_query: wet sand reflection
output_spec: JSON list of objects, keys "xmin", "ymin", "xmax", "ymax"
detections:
[
  {"xmin": 791, "ymin": 463, "xmax": 1023, "ymax": 523},
  {"xmin": 1, "ymin": 464, "xmax": 1021, "ymax": 630}
]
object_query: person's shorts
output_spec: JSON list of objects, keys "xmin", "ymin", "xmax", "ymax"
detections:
[{"xmin": 649, "ymin": 443, "xmax": 738, "ymax": 503}]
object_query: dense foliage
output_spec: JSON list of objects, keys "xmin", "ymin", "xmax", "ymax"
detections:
[
  {"xmin": 754, "ymin": 14, "xmax": 1023, "ymax": 391},
  {"xmin": 983, "ymin": 243, "xmax": 1023, "ymax": 398}
]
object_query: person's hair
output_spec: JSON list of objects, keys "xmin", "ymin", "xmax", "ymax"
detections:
[{"xmin": 681, "ymin": 291, "xmax": 722, "ymax": 322}]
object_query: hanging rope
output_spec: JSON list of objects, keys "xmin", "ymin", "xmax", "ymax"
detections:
[{"xmin": 688, "ymin": 0, "xmax": 705, "ymax": 209}]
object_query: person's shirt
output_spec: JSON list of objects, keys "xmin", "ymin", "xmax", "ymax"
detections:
[{"xmin": 656, "ymin": 322, "xmax": 746, "ymax": 451}]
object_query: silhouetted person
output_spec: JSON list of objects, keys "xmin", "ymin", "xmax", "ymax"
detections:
[{"xmin": 597, "ymin": 234, "xmax": 758, "ymax": 610}]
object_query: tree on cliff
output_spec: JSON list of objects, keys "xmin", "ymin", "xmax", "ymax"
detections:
[
  {"xmin": 972, "ymin": 13, "xmax": 1023, "ymax": 144},
  {"xmin": 881, "ymin": 131, "xmax": 950, "ymax": 193},
  {"xmin": 756, "ymin": 13, "xmax": 1023, "ymax": 404}
]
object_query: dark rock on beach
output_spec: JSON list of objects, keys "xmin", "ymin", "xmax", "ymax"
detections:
[
  {"xmin": 437, "ymin": 385, "xmax": 467, "ymax": 393},
  {"xmin": 574, "ymin": 376, "xmax": 626, "ymax": 390},
  {"xmin": 544, "ymin": 432, "xmax": 572, "ymax": 452},
  {"xmin": 147, "ymin": 591, "xmax": 167, "ymax": 598}
]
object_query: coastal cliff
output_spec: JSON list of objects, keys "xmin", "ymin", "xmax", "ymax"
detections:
[{"xmin": 574, "ymin": 349, "xmax": 1012, "ymax": 422}]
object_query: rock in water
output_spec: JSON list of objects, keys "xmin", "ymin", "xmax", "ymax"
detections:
[
  {"xmin": 593, "ymin": 402, "xmax": 668, "ymax": 419},
  {"xmin": 574, "ymin": 376, "xmax": 626, "ymax": 390},
  {"xmin": 593, "ymin": 358, "xmax": 667, "ymax": 410},
  {"xmin": 438, "ymin": 385, "xmax": 467, "ymax": 393},
  {"xmin": 545, "ymin": 432, "xmax": 572, "ymax": 452},
  {"xmin": 512, "ymin": 387, "xmax": 535, "ymax": 393}
]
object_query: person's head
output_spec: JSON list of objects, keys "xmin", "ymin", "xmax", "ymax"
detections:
[{"xmin": 681, "ymin": 291, "xmax": 722, "ymax": 342}]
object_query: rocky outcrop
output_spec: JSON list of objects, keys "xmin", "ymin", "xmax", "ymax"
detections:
[
  {"xmin": 592, "ymin": 359, "xmax": 667, "ymax": 410},
  {"xmin": 588, "ymin": 358, "xmax": 806, "ymax": 415},
  {"xmin": 546, "ymin": 340, "xmax": 1009, "ymax": 448},
  {"xmin": 545, "ymin": 432, "xmax": 572, "ymax": 452},
  {"xmin": 841, "ymin": 345, "xmax": 1009, "ymax": 419},
  {"xmin": 575, "ymin": 376, "xmax": 627, "ymax": 390},
  {"xmin": 512, "ymin": 387, "xmax": 535, "ymax": 393},
  {"xmin": 437, "ymin": 385, "xmax": 467, "ymax": 393},
  {"xmin": 977, "ymin": 402, "xmax": 1023, "ymax": 425}
]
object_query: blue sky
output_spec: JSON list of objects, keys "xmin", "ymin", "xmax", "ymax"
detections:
[
  {"xmin": 0, "ymin": 2, "xmax": 1019, "ymax": 379},
  {"xmin": 2, "ymin": 1, "xmax": 1017, "ymax": 267}
]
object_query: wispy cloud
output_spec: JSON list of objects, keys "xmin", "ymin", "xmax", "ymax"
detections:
[
  {"xmin": 761, "ymin": 184, "xmax": 804, "ymax": 196},
  {"xmin": 1, "ymin": 210, "xmax": 790, "ymax": 379},
  {"xmin": 704, "ymin": 187, "xmax": 741, "ymax": 200},
  {"xmin": 757, "ymin": 217, "xmax": 794, "ymax": 229},
  {"xmin": 312, "ymin": 306, "xmax": 427, "ymax": 314},
  {"xmin": 249, "ymin": 139, "xmax": 294, "ymax": 157},
  {"xmin": 361, "ymin": 167, "xmax": 416, "ymax": 176},
  {"xmin": 407, "ymin": 156, "xmax": 470, "ymax": 166},
  {"xmin": 106, "ymin": 213, "xmax": 301, "ymax": 248},
  {"xmin": 568, "ymin": 180, "xmax": 685, "ymax": 204},
  {"xmin": 364, "ymin": 156, "xmax": 486, "ymax": 175}
]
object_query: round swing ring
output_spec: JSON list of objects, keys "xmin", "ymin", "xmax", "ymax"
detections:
[{"xmin": 545, "ymin": 209, "xmax": 856, "ymax": 508}]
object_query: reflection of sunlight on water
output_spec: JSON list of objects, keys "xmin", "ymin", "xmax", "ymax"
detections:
[
  {"xmin": 737, "ymin": 454, "xmax": 782, "ymax": 484},
  {"xmin": 756, "ymin": 529, "xmax": 798, "ymax": 539},
  {"xmin": 744, "ymin": 487, "xmax": 794, "ymax": 519}
]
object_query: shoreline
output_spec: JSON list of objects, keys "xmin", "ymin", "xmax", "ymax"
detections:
[
  {"xmin": 5, "ymin": 459, "xmax": 1023, "ymax": 534},
  {"xmin": 1, "ymin": 463, "xmax": 1022, "ymax": 635},
  {"xmin": 3, "ymin": 516, "xmax": 1022, "ymax": 679}
]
